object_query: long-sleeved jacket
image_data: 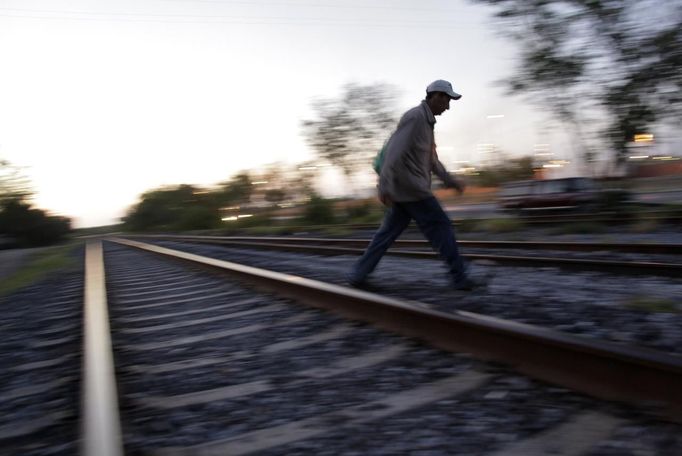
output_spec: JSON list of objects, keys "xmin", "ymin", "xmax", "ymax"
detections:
[{"xmin": 378, "ymin": 100, "xmax": 461, "ymax": 202}]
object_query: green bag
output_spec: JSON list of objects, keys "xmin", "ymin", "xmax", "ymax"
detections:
[{"xmin": 372, "ymin": 143, "xmax": 387, "ymax": 175}]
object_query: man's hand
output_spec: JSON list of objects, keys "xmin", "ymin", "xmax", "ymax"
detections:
[
  {"xmin": 378, "ymin": 189, "xmax": 393, "ymax": 206},
  {"xmin": 452, "ymin": 179, "xmax": 466, "ymax": 196}
]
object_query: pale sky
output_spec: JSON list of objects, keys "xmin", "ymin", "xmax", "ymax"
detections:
[{"xmin": 0, "ymin": 0, "xmax": 572, "ymax": 228}]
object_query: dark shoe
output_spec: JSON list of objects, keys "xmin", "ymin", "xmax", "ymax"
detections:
[
  {"xmin": 348, "ymin": 279, "xmax": 366, "ymax": 288},
  {"xmin": 346, "ymin": 273, "xmax": 366, "ymax": 288},
  {"xmin": 452, "ymin": 276, "xmax": 486, "ymax": 291},
  {"xmin": 346, "ymin": 276, "xmax": 380, "ymax": 291}
]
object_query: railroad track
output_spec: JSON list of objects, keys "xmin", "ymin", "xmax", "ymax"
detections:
[
  {"xmin": 3, "ymin": 239, "xmax": 681, "ymax": 454},
  {"xmin": 272, "ymin": 209, "xmax": 682, "ymax": 232},
  {"xmin": 128, "ymin": 234, "xmax": 682, "ymax": 278},
  {"xmin": 502, "ymin": 210, "xmax": 682, "ymax": 225},
  {"xmin": 127, "ymin": 234, "xmax": 682, "ymax": 254}
]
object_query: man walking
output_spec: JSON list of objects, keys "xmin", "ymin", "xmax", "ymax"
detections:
[{"xmin": 348, "ymin": 79, "xmax": 481, "ymax": 291}]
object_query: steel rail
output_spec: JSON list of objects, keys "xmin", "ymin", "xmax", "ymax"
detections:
[
  {"xmin": 511, "ymin": 212, "xmax": 682, "ymax": 225},
  {"xmin": 483, "ymin": 208, "xmax": 682, "ymax": 225},
  {"xmin": 81, "ymin": 241, "xmax": 124, "ymax": 456},
  {"xmin": 266, "ymin": 210, "xmax": 682, "ymax": 231},
  {"xmin": 127, "ymin": 235, "xmax": 682, "ymax": 278},
  {"xmin": 110, "ymin": 237, "xmax": 682, "ymax": 421},
  {"xmin": 129, "ymin": 234, "xmax": 682, "ymax": 255}
]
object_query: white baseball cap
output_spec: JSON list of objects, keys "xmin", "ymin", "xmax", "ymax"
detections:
[{"xmin": 426, "ymin": 80, "xmax": 462, "ymax": 100}]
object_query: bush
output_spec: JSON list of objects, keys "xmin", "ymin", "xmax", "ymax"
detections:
[
  {"xmin": 233, "ymin": 213, "xmax": 273, "ymax": 228},
  {"xmin": 0, "ymin": 200, "xmax": 72, "ymax": 247},
  {"xmin": 346, "ymin": 202, "xmax": 371, "ymax": 219},
  {"xmin": 303, "ymin": 195, "xmax": 335, "ymax": 225},
  {"xmin": 345, "ymin": 202, "xmax": 384, "ymax": 224},
  {"xmin": 176, "ymin": 206, "xmax": 221, "ymax": 231}
]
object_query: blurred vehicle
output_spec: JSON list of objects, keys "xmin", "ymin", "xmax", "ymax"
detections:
[{"xmin": 497, "ymin": 177, "xmax": 630, "ymax": 212}]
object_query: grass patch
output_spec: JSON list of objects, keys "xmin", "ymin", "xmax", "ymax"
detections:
[
  {"xmin": 629, "ymin": 218, "xmax": 661, "ymax": 233},
  {"xmin": 0, "ymin": 243, "xmax": 79, "ymax": 297},
  {"xmin": 321, "ymin": 226, "xmax": 354, "ymax": 237},
  {"xmin": 474, "ymin": 218, "xmax": 526, "ymax": 234},
  {"xmin": 454, "ymin": 219, "xmax": 480, "ymax": 233},
  {"xmin": 624, "ymin": 296, "xmax": 680, "ymax": 313},
  {"xmin": 347, "ymin": 212, "xmax": 384, "ymax": 225},
  {"xmin": 546, "ymin": 222, "xmax": 607, "ymax": 235},
  {"xmin": 238, "ymin": 225, "xmax": 294, "ymax": 236}
]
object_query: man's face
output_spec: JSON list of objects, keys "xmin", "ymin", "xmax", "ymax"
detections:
[{"xmin": 432, "ymin": 92, "xmax": 451, "ymax": 116}]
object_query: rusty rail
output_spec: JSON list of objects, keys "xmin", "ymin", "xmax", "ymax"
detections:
[{"xmin": 111, "ymin": 237, "xmax": 682, "ymax": 421}]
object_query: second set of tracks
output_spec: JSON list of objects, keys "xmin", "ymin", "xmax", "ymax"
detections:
[{"xmin": 128, "ymin": 234, "xmax": 682, "ymax": 278}]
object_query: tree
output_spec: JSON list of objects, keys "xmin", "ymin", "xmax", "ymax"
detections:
[
  {"xmin": 287, "ymin": 161, "xmax": 318, "ymax": 201},
  {"xmin": 123, "ymin": 184, "xmax": 220, "ymax": 231},
  {"xmin": 302, "ymin": 82, "xmax": 399, "ymax": 179},
  {"xmin": 0, "ymin": 159, "xmax": 32, "ymax": 204},
  {"xmin": 0, "ymin": 200, "xmax": 71, "ymax": 247},
  {"xmin": 216, "ymin": 172, "xmax": 253, "ymax": 207},
  {"xmin": 472, "ymin": 156, "xmax": 536, "ymax": 187},
  {"xmin": 474, "ymin": 0, "xmax": 681, "ymax": 166},
  {"xmin": 0, "ymin": 159, "xmax": 71, "ymax": 246},
  {"xmin": 264, "ymin": 188, "xmax": 287, "ymax": 205}
]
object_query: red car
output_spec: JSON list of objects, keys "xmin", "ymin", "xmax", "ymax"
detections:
[{"xmin": 497, "ymin": 177, "xmax": 628, "ymax": 211}]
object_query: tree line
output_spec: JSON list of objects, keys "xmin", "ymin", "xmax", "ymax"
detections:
[
  {"xmin": 122, "ymin": 165, "xmax": 318, "ymax": 231},
  {"xmin": 0, "ymin": 160, "xmax": 71, "ymax": 247}
]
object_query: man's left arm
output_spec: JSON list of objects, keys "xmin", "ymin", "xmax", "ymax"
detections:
[{"xmin": 431, "ymin": 147, "xmax": 465, "ymax": 195}]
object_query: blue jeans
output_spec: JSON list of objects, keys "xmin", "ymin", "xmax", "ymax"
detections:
[{"xmin": 348, "ymin": 196, "xmax": 468, "ymax": 284}]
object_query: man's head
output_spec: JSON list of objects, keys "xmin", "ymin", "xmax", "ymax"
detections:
[{"xmin": 425, "ymin": 79, "xmax": 462, "ymax": 116}]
